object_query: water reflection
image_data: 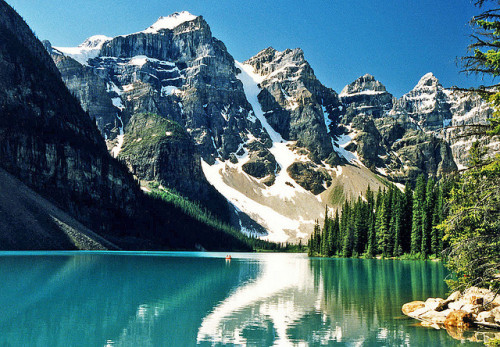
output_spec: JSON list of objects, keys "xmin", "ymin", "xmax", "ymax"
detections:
[
  {"xmin": 0, "ymin": 253, "xmax": 257, "ymax": 346},
  {"xmin": 197, "ymin": 256, "xmax": 475, "ymax": 346},
  {"xmin": 0, "ymin": 252, "xmax": 479, "ymax": 346},
  {"xmin": 197, "ymin": 254, "xmax": 318, "ymax": 345}
]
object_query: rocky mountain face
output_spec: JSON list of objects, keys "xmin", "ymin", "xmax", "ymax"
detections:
[
  {"xmin": 46, "ymin": 11, "xmax": 498, "ymax": 243},
  {"xmin": 445, "ymin": 90, "xmax": 497, "ymax": 169},
  {"xmin": 340, "ymin": 74, "xmax": 393, "ymax": 121},
  {"xmin": 48, "ymin": 13, "xmax": 272, "ymax": 207},
  {"xmin": 45, "ymin": 45, "xmax": 119, "ymax": 138},
  {"xmin": 0, "ymin": 2, "xmax": 251, "ymax": 251},
  {"xmin": 47, "ymin": 13, "xmax": 363, "ymax": 242},
  {"xmin": 245, "ymin": 47, "xmax": 343, "ymax": 161},
  {"xmin": 118, "ymin": 112, "xmax": 226, "ymax": 205},
  {"xmin": 338, "ymin": 72, "xmax": 498, "ymax": 182},
  {"xmin": 391, "ymin": 73, "xmax": 453, "ymax": 130},
  {"xmin": 0, "ymin": 1, "xmax": 140, "ymax": 236}
]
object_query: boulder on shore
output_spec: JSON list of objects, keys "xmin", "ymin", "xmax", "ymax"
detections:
[
  {"xmin": 402, "ymin": 301, "xmax": 425, "ymax": 315},
  {"xmin": 444, "ymin": 310, "xmax": 474, "ymax": 329},
  {"xmin": 402, "ymin": 286, "xmax": 500, "ymax": 330}
]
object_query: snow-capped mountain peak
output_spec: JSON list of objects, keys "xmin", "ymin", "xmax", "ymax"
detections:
[
  {"xmin": 53, "ymin": 35, "xmax": 111, "ymax": 65},
  {"xmin": 143, "ymin": 11, "xmax": 198, "ymax": 33},
  {"xmin": 415, "ymin": 72, "xmax": 439, "ymax": 89},
  {"xmin": 79, "ymin": 35, "xmax": 112, "ymax": 49},
  {"xmin": 339, "ymin": 73, "xmax": 388, "ymax": 97}
]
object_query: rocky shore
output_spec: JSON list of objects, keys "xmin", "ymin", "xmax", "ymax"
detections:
[{"xmin": 403, "ymin": 287, "xmax": 500, "ymax": 343}]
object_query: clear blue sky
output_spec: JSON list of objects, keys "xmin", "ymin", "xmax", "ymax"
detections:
[{"xmin": 6, "ymin": 0, "xmax": 493, "ymax": 97}]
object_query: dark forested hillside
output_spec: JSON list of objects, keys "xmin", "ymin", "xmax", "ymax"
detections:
[{"xmin": 0, "ymin": 0, "xmax": 254, "ymax": 251}]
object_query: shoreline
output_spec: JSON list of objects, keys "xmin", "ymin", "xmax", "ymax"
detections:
[{"xmin": 402, "ymin": 287, "xmax": 500, "ymax": 344}]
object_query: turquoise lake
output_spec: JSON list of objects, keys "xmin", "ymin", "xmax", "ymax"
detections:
[{"xmin": 0, "ymin": 252, "xmax": 479, "ymax": 346}]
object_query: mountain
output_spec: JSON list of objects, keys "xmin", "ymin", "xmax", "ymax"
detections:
[
  {"xmin": 391, "ymin": 73, "xmax": 452, "ymax": 130},
  {"xmin": 340, "ymin": 73, "xmax": 458, "ymax": 182},
  {"xmin": 340, "ymin": 73, "xmax": 394, "ymax": 121},
  {"xmin": 0, "ymin": 0, "xmax": 137, "ymax": 236},
  {"xmin": 0, "ymin": 2, "xmax": 252, "ymax": 251},
  {"xmin": 339, "ymin": 72, "xmax": 500, "ymax": 181},
  {"xmin": 0, "ymin": 168, "xmax": 118, "ymax": 250},
  {"xmin": 46, "ymin": 11, "xmax": 499, "ymax": 243},
  {"xmin": 244, "ymin": 47, "xmax": 343, "ymax": 161},
  {"xmin": 46, "ymin": 14, "xmax": 265, "ymax": 221},
  {"xmin": 45, "ymin": 14, "xmax": 386, "ymax": 242}
]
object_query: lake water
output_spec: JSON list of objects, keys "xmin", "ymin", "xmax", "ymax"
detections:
[{"xmin": 0, "ymin": 252, "xmax": 478, "ymax": 346}]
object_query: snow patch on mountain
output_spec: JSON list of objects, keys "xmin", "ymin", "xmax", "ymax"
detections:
[
  {"xmin": 202, "ymin": 160, "xmax": 299, "ymax": 243},
  {"xmin": 339, "ymin": 89, "xmax": 386, "ymax": 98},
  {"xmin": 111, "ymin": 97, "xmax": 124, "ymax": 110},
  {"xmin": 111, "ymin": 115, "xmax": 125, "ymax": 158},
  {"xmin": 128, "ymin": 56, "xmax": 149, "ymax": 67},
  {"xmin": 416, "ymin": 72, "xmax": 437, "ymax": 88},
  {"xmin": 143, "ymin": 11, "xmax": 198, "ymax": 33},
  {"xmin": 54, "ymin": 35, "xmax": 111, "ymax": 65},
  {"xmin": 235, "ymin": 61, "xmax": 283, "ymax": 142},
  {"xmin": 161, "ymin": 86, "xmax": 180, "ymax": 96},
  {"xmin": 333, "ymin": 133, "xmax": 360, "ymax": 163},
  {"xmin": 322, "ymin": 106, "xmax": 332, "ymax": 133}
]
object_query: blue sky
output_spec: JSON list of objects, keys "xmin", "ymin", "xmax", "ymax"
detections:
[{"xmin": 7, "ymin": 0, "xmax": 492, "ymax": 96}]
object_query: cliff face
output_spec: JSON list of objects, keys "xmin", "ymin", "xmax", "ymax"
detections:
[
  {"xmin": 245, "ymin": 47, "xmax": 343, "ymax": 160},
  {"xmin": 445, "ymin": 90, "xmax": 498, "ymax": 169},
  {"xmin": 337, "ymin": 73, "xmax": 493, "ymax": 182},
  {"xmin": 391, "ymin": 73, "xmax": 453, "ymax": 131},
  {"xmin": 118, "ymin": 112, "xmax": 224, "ymax": 203},
  {"xmin": 0, "ymin": 2, "xmax": 251, "ymax": 251},
  {"xmin": 45, "ymin": 10, "xmax": 499, "ymax": 243},
  {"xmin": 339, "ymin": 74, "xmax": 393, "ymax": 121},
  {"xmin": 0, "ymin": 1, "xmax": 139, "ymax": 235},
  {"xmin": 49, "ymin": 14, "xmax": 274, "ymax": 207},
  {"xmin": 46, "ymin": 48, "xmax": 119, "ymax": 138}
]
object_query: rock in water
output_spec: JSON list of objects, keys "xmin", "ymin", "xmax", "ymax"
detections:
[
  {"xmin": 444, "ymin": 310, "xmax": 475, "ymax": 329},
  {"xmin": 402, "ymin": 301, "xmax": 425, "ymax": 316}
]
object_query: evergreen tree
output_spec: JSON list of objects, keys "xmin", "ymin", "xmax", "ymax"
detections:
[
  {"xmin": 341, "ymin": 202, "xmax": 354, "ymax": 257},
  {"xmin": 431, "ymin": 184, "xmax": 443, "ymax": 256},
  {"xmin": 353, "ymin": 197, "xmax": 368, "ymax": 255},
  {"xmin": 309, "ymin": 181, "xmax": 456, "ymax": 260},
  {"xmin": 393, "ymin": 190, "xmax": 404, "ymax": 257},
  {"xmin": 331, "ymin": 210, "xmax": 340, "ymax": 255},
  {"xmin": 366, "ymin": 209, "xmax": 376, "ymax": 258},
  {"xmin": 366, "ymin": 185, "xmax": 374, "ymax": 212},
  {"xmin": 308, "ymin": 221, "xmax": 322, "ymax": 256},
  {"xmin": 340, "ymin": 200, "xmax": 350, "ymax": 254},
  {"xmin": 321, "ymin": 206, "xmax": 330, "ymax": 255},
  {"xmin": 411, "ymin": 175, "xmax": 426, "ymax": 255},
  {"xmin": 440, "ymin": 142, "xmax": 500, "ymax": 290},
  {"xmin": 342, "ymin": 224, "xmax": 354, "ymax": 257},
  {"xmin": 401, "ymin": 182, "xmax": 414, "ymax": 253},
  {"xmin": 440, "ymin": 0, "xmax": 500, "ymax": 290},
  {"xmin": 364, "ymin": 185, "xmax": 377, "ymax": 257},
  {"xmin": 375, "ymin": 192, "xmax": 388, "ymax": 256},
  {"xmin": 376, "ymin": 188, "xmax": 395, "ymax": 257},
  {"xmin": 421, "ymin": 178, "xmax": 435, "ymax": 257}
]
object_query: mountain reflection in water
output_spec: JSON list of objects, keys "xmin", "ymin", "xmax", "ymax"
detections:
[
  {"xmin": 197, "ymin": 254, "xmax": 319, "ymax": 345},
  {"xmin": 0, "ymin": 252, "xmax": 479, "ymax": 346}
]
